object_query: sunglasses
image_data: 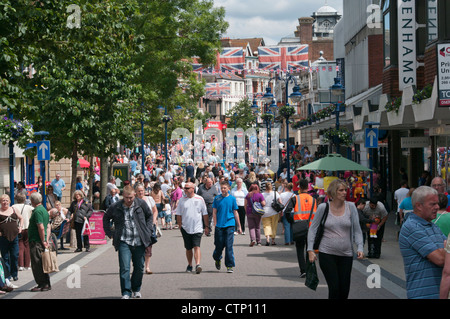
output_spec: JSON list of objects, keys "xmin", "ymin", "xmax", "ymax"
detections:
[{"xmin": 184, "ymin": 187, "xmax": 193, "ymax": 190}]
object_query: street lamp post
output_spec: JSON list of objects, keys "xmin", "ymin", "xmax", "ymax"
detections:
[
  {"xmin": 329, "ymin": 77, "xmax": 345, "ymax": 154},
  {"xmin": 233, "ymin": 112, "xmax": 237, "ymax": 162},
  {"xmin": 263, "ymin": 74, "xmax": 302, "ymax": 183},
  {"xmin": 158, "ymin": 105, "xmax": 182, "ymax": 170}
]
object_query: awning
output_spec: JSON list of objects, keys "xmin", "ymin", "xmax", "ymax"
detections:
[{"xmin": 78, "ymin": 158, "xmax": 90, "ymax": 168}]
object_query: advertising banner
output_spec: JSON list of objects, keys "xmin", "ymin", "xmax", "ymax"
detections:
[{"xmin": 438, "ymin": 43, "xmax": 450, "ymax": 107}]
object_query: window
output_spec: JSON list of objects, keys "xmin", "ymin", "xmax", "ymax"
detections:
[{"xmin": 383, "ymin": 1, "xmax": 391, "ymax": 67}]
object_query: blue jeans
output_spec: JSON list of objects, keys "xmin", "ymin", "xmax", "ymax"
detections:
[
  {"xmin": 0, "ymin": 236, "xmax": 19, "ymax": 279},
  {"xmin": 118, "ymin": 241, "xmax": 145, "ymax": 297},
  {"xmin": 281, "ymin": 215, "xmax": 293, "ymax": 244},
  {"xmin": 213, "ymin": 226, "xmax": 235, "ymax": 268}
]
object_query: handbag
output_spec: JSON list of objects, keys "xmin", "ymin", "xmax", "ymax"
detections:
[
  {"xmin": 81, "ymin": 219, "xmax": 91, "ymax": 236},
  {"xmin": 271, "ymin": 190, "xmax": 285, "ymax": 212},
  {"xmin": 42, "ymin": 247, "xmax": 59, "ymax": 274},
  {"xmin": 292, "ymin": 197, "xmax": 316, "ymax": 241},
  {"xmin": 249, "ymin": 195, "xmax": 265, "ymax": 216},
  {"xmin": 305, "ymin": 260, "xmax": 319, "ymax": 291},
  {"xmin": 313, "ymin": 203, "xmax": 329, "ymax": 250}
]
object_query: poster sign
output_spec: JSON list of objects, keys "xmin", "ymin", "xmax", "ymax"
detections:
[
  {"xmin": 89, "ymin": 210, "xmax": 107, "ymax": 245},
  {"xmin": 438, "ymin": 43, "xmax": 450, "ymax": 107}
]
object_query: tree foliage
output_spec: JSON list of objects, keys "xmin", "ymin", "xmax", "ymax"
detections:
[
  {"xmin": 0, "ymin": 0, "xmax": 228, "ymax": 191},
  {"xmin": 225, "ymin": 98, "xmax": 257, "ymax": 131}
]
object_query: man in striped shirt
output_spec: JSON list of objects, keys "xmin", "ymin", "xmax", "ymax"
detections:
[{"xmin": 399, "ymin": 186, "xmax": 447, "ymax": 299}]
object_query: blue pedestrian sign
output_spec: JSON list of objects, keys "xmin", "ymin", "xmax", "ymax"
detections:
[
  {"xmin": 365, "ymin": 128, "xmax": 378, "ymax": 148},
  {"xmin": 37, "ymin": 140, "xmax": 51, "ymax": 161}
]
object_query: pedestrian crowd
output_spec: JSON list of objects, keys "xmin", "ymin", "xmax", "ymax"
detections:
[{"xmin": 1, "ymin": 142, "xmax": 450, "ymax": 300}]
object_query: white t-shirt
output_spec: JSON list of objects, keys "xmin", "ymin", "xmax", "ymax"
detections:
[
  {"xmin": 175, "ymin": 195, "xmax": 208, "ymax": 234},
  {"xmin": 394, "ymin": 187, "xmax": 409, "ymax": 212},
  {"xmin": 143, "ymin": 196, "xmax": 156, "ymax": 212},
  {"xmin": 231, "ymin": 188, "xmax": 248, "ymax": 207},
  {"xmin": 164, "ymin": 203, "xmax": 171, "ymax": 216},
  {"xmin": 12, "ymin": 203, "xmax": 34, "ymax": 229},
  {"xmin": 262, "ymin": 191, "xmax": 278, "ymax": 218},
  {"xmin": 280, "ymin": 191, "xmax": 295, "ymax": 213}
]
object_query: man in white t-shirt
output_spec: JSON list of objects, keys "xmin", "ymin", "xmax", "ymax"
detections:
[
  {"xmin": 175, "ymin": 182, "xmax": 209, "ymax": 274},
  {"xmin": 394, "ymin": 180, "xmax": 409, "ymax": 213}
]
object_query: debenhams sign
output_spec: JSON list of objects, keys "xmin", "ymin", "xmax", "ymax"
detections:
[{"xmin": 398, "ymin": 0, "xmax": 416, "ymax": 91}]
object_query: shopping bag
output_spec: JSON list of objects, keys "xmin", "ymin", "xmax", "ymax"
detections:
[
  {"xmin": 304, "ymin": 260, "xmax": 319, "ymax": 291},
  {"xmin": 42, "ymin": 248, "xmax": 59, "ymax": 274},
  {"xmin": 81, "ymin": 219, "xmax": 91, "ymax": 236}
]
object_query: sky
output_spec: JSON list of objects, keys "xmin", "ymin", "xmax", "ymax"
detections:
[{"xmin": 213, "ymin": 0, "xmax": 343, "ymax": 46}]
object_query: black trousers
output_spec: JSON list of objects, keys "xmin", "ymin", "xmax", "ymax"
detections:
[
  {"xmin": 236, "ymin": 206, "xmax": 246, "ymax": 233},
  {"xmin": 74, "ymin": 221, "xmax": 90, "ymax": 250},
  {"xmin": 318, "ymin": 252, "xmax": 353, "ymax": 299},
  {"xmin": 295, "ymin": 235, "xmax": 307, "ymax": 273},
  {"xmin": 367, "ymin": 223, "xmax": 385, "ymax": 258}
]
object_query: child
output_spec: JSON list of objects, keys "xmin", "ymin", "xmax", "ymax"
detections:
[
  {"xmin": 163, "ymin": 198, "xmax": 173, "ymax": 230},
  {"xmin": 369, "ymin": 217, "xmax": 381, "ymax": 238}
]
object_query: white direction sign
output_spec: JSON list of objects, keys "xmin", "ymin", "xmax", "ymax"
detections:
[
  {"xmin": 365, "ymin": 128, "xmax": 378, "ymax": 149},
  {"xmin": 37, "ymin": 140, "xmax": 51, "ymax": 161}
]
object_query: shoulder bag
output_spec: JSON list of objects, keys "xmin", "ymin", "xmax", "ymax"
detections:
[
  {"xmin": 313, "ymin": 202, "xmax": 329, "ymax": 250},
  {"xmin": 249, "ymin": 194, "xmax": 265, "ymax": 216},
  {"xmin": 271, "ymin": 190, "xmax": 285, "ymax": 212}
]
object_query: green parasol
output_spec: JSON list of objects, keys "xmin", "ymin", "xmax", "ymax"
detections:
[{"xmin": 297, "ymin": 154, "xmax": 372, "ymax": 172}]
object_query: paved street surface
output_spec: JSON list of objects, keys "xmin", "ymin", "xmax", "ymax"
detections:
[{"xmin": 2, "ymin": 211, "xmax": 407, "ymax": 305}]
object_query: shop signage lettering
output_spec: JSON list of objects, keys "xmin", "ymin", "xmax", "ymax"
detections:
[{"xmin": 398, "ymin": 0, "xmax": 417, "ymax": 91}]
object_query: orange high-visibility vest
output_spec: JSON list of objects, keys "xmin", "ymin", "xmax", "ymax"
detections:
[{"xmin": 293, "ymin": 193, "xmax": 317, "ymax": 224}]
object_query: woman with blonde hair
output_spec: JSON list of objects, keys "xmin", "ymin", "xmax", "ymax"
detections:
[
  {"xmin": 307, "ymin": 179, "xmax": 364, "ymax": 299},
  {"xmin": 245, "ymin": 171, "xmax": 259, "ymax": 190},
  {"xmin": 0, "ymin": 194, "xmax": 23, "ymax": 283},
  {"xmin": 68, "ymin": 190, "xmax": 93, "ymax": 252},
  {"xmin": 261, "ymin": 183, "xmax": 282, "ymax": 246}
]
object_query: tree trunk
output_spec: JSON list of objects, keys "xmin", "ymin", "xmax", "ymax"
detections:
[
  {"xmin": 100, "ymin": 157, "xmax": 109, "ymax": 203},
  {"xmin": 70, "ymin": 141, "xmax": 78, "ymax": 200}
]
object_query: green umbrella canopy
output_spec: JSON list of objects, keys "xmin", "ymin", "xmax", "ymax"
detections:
[{"xmin": 298, "ymin": 154, "xmax": 372, "ymax": 172}]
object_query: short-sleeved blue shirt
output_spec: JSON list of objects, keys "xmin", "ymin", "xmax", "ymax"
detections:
[
  {"xmin": 399, "ymin": 213, "xmax": 446, "ymax": 299},
  {"xmin": 212, "ymin": 194, "xmax": 238, "ymax": 228}
]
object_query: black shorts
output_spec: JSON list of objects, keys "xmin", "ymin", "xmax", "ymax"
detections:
[{"xmin": 180, "ymin": 227, "xmax": 203, "ymax": 250}]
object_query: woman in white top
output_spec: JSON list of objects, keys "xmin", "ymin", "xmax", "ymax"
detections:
[
  {"xmin": 279, "ymin": 183, "xmax": 295, "ymax": 245},
  {"xmin": 136, "ymin": 184, "xmax": 158, "ymax": 274},
  {"xmin": 231, "ymin": 178, "xmax": 248, "ymax": 235},
  {"xmin": 262, "ymin": 183, "xmax": 282, "ymax": 246},
  {"xmin": 12, "ymin": 193, "xmax": 33, "ymax": 270}
]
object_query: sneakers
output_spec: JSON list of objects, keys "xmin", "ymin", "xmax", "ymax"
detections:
[
  {"xmin": 186, "ymin": 265, "xmax": 193, "ymax": 272},
  {"xmin": 226, "ymin": 267, "xmax": 234, "ymax": 273},
  {"xmin": 215, "ymin": 260, "xmax": 221, "ymax": 270},
  {"xmin": 132, "ymin": 291, "xmax": 142, "ymax": 298},
  {"xmin": 121, "ymin": 292, "xmax": 141, "ymax": 299},
  {"xmin": 195, "ymin": 265, "xmax": 202, "ymax": 274}
]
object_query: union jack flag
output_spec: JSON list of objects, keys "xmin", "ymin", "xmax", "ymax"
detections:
[
  {"xmin": 205, "ymin": 82, "xmax": 231, "ymax": 98},
  {"xmin": 215, "ymin": 47, "xmax": 244, "ymax": 72},
  {"xmin": 258, "ymin": 45, "xmax": 309, "ymax": 72},
  {"xmin": 191, "ymin": 57, "xmax": 208, "ymax": 73},
  {"xmin": 191, "ymin": 47, "xmax": 244, "ymax": 73}
]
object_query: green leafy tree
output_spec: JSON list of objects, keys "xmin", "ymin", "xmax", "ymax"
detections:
[
  {"xmin": 13, "ymin": 0, "xmax": 142, "ymax": 194},
  {"xmin": 131, "ymin": 0, "xmax": 228, "ymax": 143},
  {"xmin": 225, "ymin": 98, "xmax": 257, "ymax": 131}
]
